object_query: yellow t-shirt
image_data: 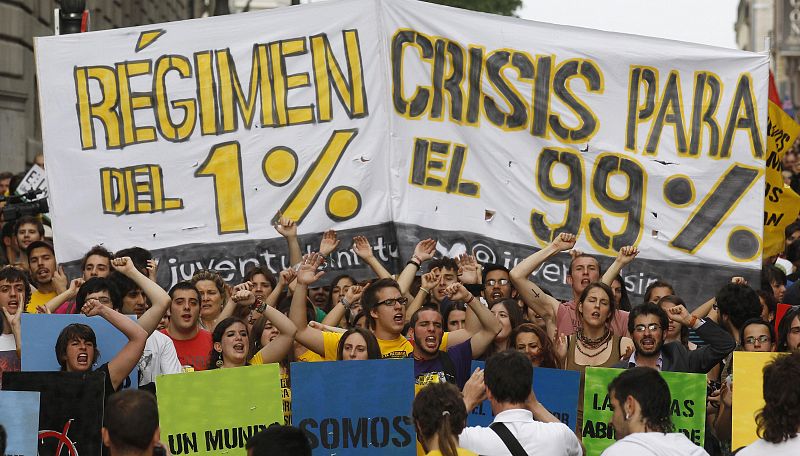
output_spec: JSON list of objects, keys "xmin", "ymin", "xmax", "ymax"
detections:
[
  {"xmin": 248, "ymin": 352, "xmax": 291, "ymax": 425},
  {"xmin": 296, "ymin": 349, "xmax": 325, "ymax": 362},
  {"xmin": 26, "ymin": 290, "xmax": 57, "ymax": 313},
  {"xmin": 322, "ymin": 331, "xmax": 413, "ymax": 360},
  {"xmin": 425, "ymin": 449, "xmax": 477, "ymax": 456}
]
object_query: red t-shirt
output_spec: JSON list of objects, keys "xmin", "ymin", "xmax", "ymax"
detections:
[{"xmin": 161, "ymin": 328, "xmax": 213, "ymax": 371}]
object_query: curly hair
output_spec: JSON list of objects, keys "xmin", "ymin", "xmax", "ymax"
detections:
[
  {"xmin": 510, "ymin": 323, "xmax": 559, "ymax": 368},
  {"xmin": 0, "ymin": 265, "xmax": 32, "ymax": 311},
  {"xmin": 191, "ymin": 270, "xmax": 228, "ymax": 301},
  {"xmin": 412, "ymin": 382, "xmax": 467, "ymax": 456},
  {"xmin": 756, "ymin": 352, "xmax": 800, "ymax": 444}
]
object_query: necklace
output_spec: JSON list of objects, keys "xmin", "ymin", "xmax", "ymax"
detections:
[
  {"xmin": 575, "ymin": 338, "xmax": 610, "ymax": 358},
  {"xmin": 577, "ymin": 327, "xmax": 611, "ymax": 349}
]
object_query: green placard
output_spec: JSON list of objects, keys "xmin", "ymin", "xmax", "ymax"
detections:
[
  {"xmin": 582, "ymin": 367, "xmax": 706, "ymax": 456},
  {"xmin": 156, "ymin": 364, "xmax": 283, "ymax": 456}
]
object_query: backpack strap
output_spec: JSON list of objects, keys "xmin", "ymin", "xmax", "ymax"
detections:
[{"xmin": 489, "ymin": 422, "xmax": 528, "ymax": 456}]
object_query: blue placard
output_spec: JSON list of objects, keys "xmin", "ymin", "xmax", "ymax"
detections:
[
  {"xmin": 467, "ymin": 361, "xmax": 580, "ymax": 430},
  {"xmin": 292, "ymin": 359, "xmax": 416, "ymax": 456},
  {"xmin": 21, "ymin": 314, "xmax": 139, "ymax": 388},
  {"xmin": 0, "ymin": 390, "xmax": 40, "ymax": 456}
]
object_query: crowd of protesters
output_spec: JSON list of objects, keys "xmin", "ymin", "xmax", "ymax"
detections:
[{"xmin": 2, "ymin": 154, "xmax": 800, "ymax": 456}]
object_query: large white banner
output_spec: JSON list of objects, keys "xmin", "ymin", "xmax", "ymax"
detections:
[{"xmin": 35, "ymin": 0, "xmax": 768, "ymax": 304}]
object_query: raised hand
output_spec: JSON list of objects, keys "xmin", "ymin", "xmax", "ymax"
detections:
[
  {"xmin": 443, "ymin": 282, "xmax": 472, "ymax": 303},
  {"xmin": 233, "ymin": 281, "xmax": 253, "ymax": 294},
  {"xmin": 616, "ymin": 246, "xmax": 639, "ymax": 266},
  {"xmin": 554, "ymin": 332, "xmax": 568, "ymax": 363},
  {"xmin": 421, "ymin": 268, "xmax": 440, "ymax": 291},
  {"xmin": 352, "ymin": 236, "xmax": 374, "ymax": 259},
  {"xmin": 66, "ymin": 278, "xmax": 85, "ymax": 299},
  {"xmin": 52, "ymin": 265, "xmax": 68, "ymax": 293},
  {"xmin": 111, "ymin": 256, "xmax": 137, "ymax": 275},
  {"xmin": 274, "ymin": 215, "xmax": 297, "ymax": 238},
  {"xmin": 730, "ymin": 276, "xmax": 748, "ymax": 285},
  {"xmin": 296, "ymin": 253, "xmax": 325, "ymax": 286},
  {"xmin": 319, "ymin": 230, "xmax": 340, "ymax": 256},
  {"xmin": 413, "ymin": 238, "xmax": 437, "ymax": 263},
  {"xmin": 344, "ymin": 285, "xmax": 363, "ymax": 305},
  {"xmin": 1, "ymin": 307, "xmax": 20, "ymax": 332},
  {"xmin": 456, "ymin": 254, "xmax": 480, "ymax": 284},
  {"xmin": 462, "ymin": 368, "xmax": 487, "ymax": 409},
  {"xmin": 278, "ymin": 268, "xmax": 296, "ymax": 286},
  {"xmin": 81, "ymin": 299, "xmax": 105, "ymax": 317},
  {"xmin": 666, "ymin": 304, "xmax": 693, "ymax": 326},
  {"xmin": 146, "ymin": 259, "xmax": 159, "ymax": 281},
  {"xmin": 551, "ymin": 233, "xmax": 577, "ymax": 252},
  {"xmin": 232, "ymin": 289, "xmax": 255, "ymax": 307}
]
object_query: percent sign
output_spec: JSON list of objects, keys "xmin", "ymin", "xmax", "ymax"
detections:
[{"xmin": 195, "ymin": 129, "xmax": 361, "ymax": 234}]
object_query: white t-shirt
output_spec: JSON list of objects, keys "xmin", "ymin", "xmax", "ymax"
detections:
[
  {"xmin": 737, "ymin": 436, "xmax": 800, "ymax": 456},
  {"xmin": 459, "ymin": 409, "xmax": 581, "ymax": 456},
  {"xmin": 601, "ymin": 432, "xmax": 709, "ymax": 456},
  {"xmin": 138, "ymin": 331, "xmax": 182, "ymax": 386}
]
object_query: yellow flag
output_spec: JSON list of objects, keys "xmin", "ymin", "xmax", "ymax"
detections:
[{"xmin": 764, "ymin": 101, "xmax": 800, "ymax": 257}]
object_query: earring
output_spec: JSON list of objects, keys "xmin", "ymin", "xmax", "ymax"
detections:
[
  {"xmin": 624, "ymin": 413, "xmax": 630, "ymax": 421},
  {"xmin": 215, "ymin": 359, "xmax": 223, "ymax": 368}
]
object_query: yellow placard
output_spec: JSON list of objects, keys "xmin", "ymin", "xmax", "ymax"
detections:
[
  {"xmin": 764, "ymin": 101, "xmax": 800, "ymax": 257},
  {"xmin": 731, "ymin": 351, "xmax": 782, "ymax": 450}
]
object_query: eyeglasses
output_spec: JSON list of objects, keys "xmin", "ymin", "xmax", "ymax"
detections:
[
  {"xmin": 744, "ymin": 335, "xmax": 771, "ymax": 345},
  {"xmin": 376, "ymin": 297, "xmax": 408, "ymax": 307},
  {"xmin": 486, "ymin": 279, "xmax": 509, "ymax": 287},
  {"xmin": 633, "ymin": 323, "xmax": 661, "ymax": 333}
]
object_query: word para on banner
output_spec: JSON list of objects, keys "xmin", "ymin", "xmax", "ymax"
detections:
[
  {"xmin": 100, "ymin": 129, "xmax": 362, "ymax": 232},
  {"xmin": 391, "ymin": 29, "xmax": 764, "ymax": 159},
  {"xmin": 74, "ymin": 30, "xmax": 367, "ymax": 150}
]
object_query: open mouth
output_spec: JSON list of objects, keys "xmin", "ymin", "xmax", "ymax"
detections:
[
  {"xmin": 36, "ymin": 268, "xmax": 50, "ymax": 279},
  {"xmin": 581, "ymin": 279, "xmax": 591, "ymax": 286},
  {"xmin": 491, "ymin": 291, "xmax": 502, "ymax": 299},
  {"xmin": 424, "ymin": 335, "xmax": 438, "ymax": 349},
  {"xmin": 233, "ymin": 343, "xmax": 245, "ymax": 352},
  {"xmin": 393, "ymin": 313, "xmax": 404, "ymax": 325},
  {"xmin": 77, "ymin": 353, "xmax": 89, "ymax": 365},
  {"xmin": 591, "ymin": 311, "xmax": 601, "ymax": 318},
  {"xmin": 181, "ymin": 313, "xmax": 192, "ymax": 321},
  {"xmin": 640, "ymin": 338, "xmax": 655, "ymax": 350}
]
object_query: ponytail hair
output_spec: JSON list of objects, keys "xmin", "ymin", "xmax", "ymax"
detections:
[{"xmin": 412, "ymin": 383, "xmax": 467, "ymax": 456}]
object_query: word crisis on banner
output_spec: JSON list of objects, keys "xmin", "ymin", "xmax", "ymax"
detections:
[{"xmin": 35, "ymin": 0, "xmax": 767, "ymax": 304}]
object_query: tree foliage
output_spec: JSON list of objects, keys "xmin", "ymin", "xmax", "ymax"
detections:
[{"xmin": 423, "ymin": 0, "xmax": 523, "ymax": 16}]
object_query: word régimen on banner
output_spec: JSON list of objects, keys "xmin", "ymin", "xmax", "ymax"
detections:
[
  {"xmin": 393, "ymin": 29, "xmax": 764, "ymax": 159},
  {"xmin": 73, "ymin": 30, "xmax": 367, "ymax": 150}
]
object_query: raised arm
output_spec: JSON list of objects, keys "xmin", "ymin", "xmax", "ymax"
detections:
[
  {"xmin": 397, "ymin": 238, "xmax": 436, "ymax": 296},
  {"xmin": 112, "ymin": 257, "xmax": 170, "ymax": 335},
  {"xmin": 352, "ymin": 236, "xmax": 391, "ymax": 279},
  {"xmin": 322, "ymin": 285, "xmax": 362, "ymax": 327},
  {"xmin": 1, "ymin": 307, "xmax": 22, "ymax": 358},
  {"xmin": 264, "ymin": 269, "xmax": 295, "ymax": 310},
  {"xmin": 444, "ymin": 283, "xmax": 501, "ymax": 358},
  {"xmin": 275, "ymin": 216, "xmax": 302, "ymax": 267},
  {"xmin": 404, "ymin": 269, "xmax": 438, "ymax": 323},
  {"xmin": 601, "ymin": 246, "xmax": 639, "ymax": 286},
  {"xmin": 215, "ymin": 281, "xmax": 247, "ymax": 323},
  {"xmin": 289, "ymin": 254, "xmax": 326, "ymax": 356},
  {"xmin": 510, "ymin": 233, "xmax": 576, "ymax": 323},
  {"xmin": 247, "ymin": 293, "xmax": 297, "ymax": 364},
  {"xmin": 43, "ymin": 278, "xmax": 84, "ymax": 313},
  {"xmin": 83, "ymin": 300, "xmax": 147, "ymax": 391}
]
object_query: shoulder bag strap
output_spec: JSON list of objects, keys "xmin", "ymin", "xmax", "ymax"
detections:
[{"xmin": 489, "ymin": 421, "xmax": 529, "ymax": 456}]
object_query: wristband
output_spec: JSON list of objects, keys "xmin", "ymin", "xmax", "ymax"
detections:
[
  {"xmin": 406, "ymin": 260, "xmax": 421, "ymax": 269},
  {"xmin": 254, "ymin": 298, "xmax": 266, "ymax": 313},
  {"xmin": 688, "ymin": 315, "xmax": 698, "ymax": 328},
  {"xmin": 412, "ymin": 254, "xmax": 423, "ymax": 263},
  {"xmin": 340, "ymin": 297, "xmax": 351, "ymax": 309},
  {"xmin": 419, "ymin": 287, "xmax": 430, "ymax": 295},
  {"xmin": 465, "ymin": 295, "xmax": 475, "ymax": 305}
]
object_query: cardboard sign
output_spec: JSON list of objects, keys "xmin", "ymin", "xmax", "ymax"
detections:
[
  {"xmin": 582, "ymin": 367, "xmax": 706, "ymax": 456},
  {"xmin": 21, "ymin": 314, "xmax": 139, "ymax": 388},
  {"xmin": 3, "ymin": 370, "xmax": 105, "ymax": 456},
  {"xmin": 467, "ymin": 360, "xmax": 580, "ymax": 431},
  {"xmin": 156, "ymin": 364, "xmax": 283, "ymax": 456},
  {"xmin": 37, "ymin": 0, "xmax": 767, "ymax": 307},
  {"xmin": 0, "ymin": 390, "xmax": 41, "ymax": 456},
  {"xmin": 764, "ymin": 101, "xmax": 800, "ymax": 257},
  {"xmin": 731, "ymin": 351, "xmax": 782, "ymax": 450},
  {"xmin": 292, "ymin": 359, "xmax": 415, "ymax": 456}
]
